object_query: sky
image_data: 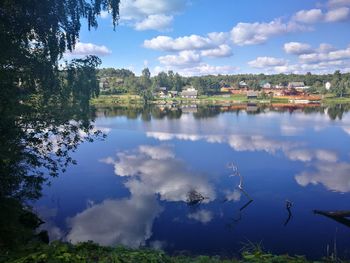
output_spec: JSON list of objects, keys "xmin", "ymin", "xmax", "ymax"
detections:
[{"xmin": 67, "ymin": 0, "xmax": 350, "ymax": 76}]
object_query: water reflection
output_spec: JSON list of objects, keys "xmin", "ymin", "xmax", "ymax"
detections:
[
  {"xmin": 295, "ymin": 162, "xmax": 350, "ymax": 193},
  {"xmin": 67, "ymin": 193, "xmax": 162, "ymax": 247},
  {"xmin": 284, "ymin": 200, "xmax": 293, "ymax": 226},
  {"xmin": 314, "ymin": 210, "xmax": 350, "ymax": 228},
  {"xmin": 33, "ymin": 104, "xmax": 350, "ymax": 258},
  {"xmin": 100, "ymin": 145, "xmax": 215, "ymax": 202}
]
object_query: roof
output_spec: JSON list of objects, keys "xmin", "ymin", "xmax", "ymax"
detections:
[
  {"xmin": 181, "ymin": 90, "xmax": 198, "ymax": 96},
  {"xmin": 247, "ymin": 91, "xmax": 258, "ymax": 97},
  {"xmin": 289, "ymin": 82, "xmax": 305, "ymax": 87}
]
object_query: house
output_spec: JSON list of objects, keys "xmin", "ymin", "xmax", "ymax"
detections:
[
  {"xmin": 260, "ymin": 81, "xmax": 271, "ymax": 89},
  {"xmin": 159, "ymin": 87, "xmax": 168, "ymax": 91},
  {"xmin": 288, "ymin": 82, "xmax": 306, "ymax": 90},
  {"xmin": 158, "ymin": 90, "xmax": 168, "ymax": 99},
  {"xmin": 168, "ymin": 91, "xmax": 178, "ymax": 98},
  {"xmin": 181, "ymin": 87, "xmax": 198, "ymax": 98},
  {"xmin": 239, "ymin": 80, "xmax": 248, "ymax": 88},
  {"xmin": 247, "ymin": 91, "xmax": 258, "ymax": 99},
  {"xmin": 325, "ymin": 82, "xmax": 332, "ymax": 90}
]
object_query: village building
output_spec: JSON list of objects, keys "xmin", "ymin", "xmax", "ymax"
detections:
[
  {"xmin": 260, "ymin": 81, "xmax": 272, "ymax": 89},
  {"xmin": 239, "ymin": 80, "xmax": 248, "ymax": 88},
  {"xmin": 325, "ymin": 81, "xmax": 332, "ymax": 90},
  {"xmin": 288, "ymin": 82, "xmax": 307, "ymax": 90},
  {"xmin": 181, "ymin": 87, "xmax": 198, "ymax": 99},
  {"xmin": 168, "ymin": 91, "xmax": 178, "ymax": 98},
  {"xmin": 247, "ymin": 91, "xmax": 258, "ymax": 99}
]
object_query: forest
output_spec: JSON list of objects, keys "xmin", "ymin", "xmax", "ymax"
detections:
[{"xmin": 97, "ymin": 67, "xmax": 350, "ymax": 97}]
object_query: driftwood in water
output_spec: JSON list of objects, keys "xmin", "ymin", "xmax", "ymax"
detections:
[
  {"xmin": 314, "ymin": 210, "xmax": 350, "ymax": 228},
  {"xmin": 284, "ymin": 200, "xmax": 293, "ymax": 226},
  {"xmin": 186, "ymin": 189, "xmax": 207, "ymax": 206}
]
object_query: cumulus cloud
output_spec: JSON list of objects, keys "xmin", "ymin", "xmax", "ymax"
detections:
[
  {"xmin": 284, "ymin": 42, "xmax": 313, "ymax": 55},
  {"xmin": 188, "ymin": 209, "xmax": 213, "ymax": 224},
  {"xmin": 102, "ymin": 145, "xmax": 215, "ymax": 203},
  {"xmin": 158, "ymin": 50, "xmax": 201, "ymax": 67},
  {"xmin": 248, "ymin": 56, "xmax": 287, "ymax": 68},
  {"xmin": 224, "ymin": 189, "xmax": 242, "ymax": 202},
  {"xmin": 201, "ymin": 44, "xmax": 233, "ymax": 58},
  {"xmin": 120, "ymin": 0, "xmax": 188, "ymax": 31},
  {"xmin": 293, "ymin": 7, "xmax": 350, "ymax": 24},
  {"xmin": 231, "ymin": 19, "xmax": 306, "ymax": 46},
  {"xmin": 139, "ymin": 145, "xmax": 175, "ymax": 160},
  {"xmin": 135, "ymin": 14, "xmax": 173, "ymax": 31},
  {"xmin": 144, "ymin": 33, "xmax": 227, "ymax": 52},
  {"xmin": 293, "ymin": 9, "xmax": 324, "ymax": 23},
  {"xmin": 68, "ymin": 42, "xmax": 112, "ymax": 56},
  {"xmin": 299, "ymin": 44, "xmax": 350, "ymax": 64},
  {"xmin": 67, "ymin": 194, "xmax": 162, "ymax": 247},
  {"xmin": 325, "ymin": 7, "xmax": 350, "ymax": 21},
  {"xmin": 328, "ymin": 0, "xmax": 350, "ymax": 7},
  {"xmin": 285, "ymin": 149, "xmax": 338, "ymax": 163},
  {"xmin": 295, "ymin": 162, "xmax": 350, "ymax": 193}
]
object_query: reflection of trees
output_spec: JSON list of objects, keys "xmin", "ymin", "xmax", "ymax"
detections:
[
  {"xmin": 327, "ymin": 104, "xmax": 350, "ymax": 120},
  {"xmin": 0, "ymin": 58, "xmax": 105, "ymax": 251},
  {"xmin": 193, "ymin": 106, "xmax": 221, "ymax": 119},
  {"xmin": 1, "ymin": 58, "xmax": 103, "ymax": 201},
  {"xmin": 95, "ymin": 103, "xmax": 350, "ymax": 121}
]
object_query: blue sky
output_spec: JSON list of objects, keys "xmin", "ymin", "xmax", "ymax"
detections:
[{"xmin": 69, "ymin": 0, "xmax": 350, "ymax": 76}]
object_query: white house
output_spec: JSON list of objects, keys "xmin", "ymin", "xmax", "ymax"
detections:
[
  {"xmin": 181, "ymin": 87, "xmax": 198, "ymax": 98},
  {"xmin": 325, "ymin": 82, "xmax": 332, "ymax": 90}
]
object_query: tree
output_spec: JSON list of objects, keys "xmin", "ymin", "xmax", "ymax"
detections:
[
  {"xmin": 0, "ymin": 1, "xmax": 121, "ymax": 200},
  {"xmin": 140, "ymin": 68, "xmax": 152, "ymax": 90},
  {"xmin": 1, "ymin": 0, "xmax": 120, "ymax": 99}
]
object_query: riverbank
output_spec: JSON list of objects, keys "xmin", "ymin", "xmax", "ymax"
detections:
[
  {"xmin": 2, "ymin": 241, "xmax": 322, "ymax": 263},
  {"xmin": 91, "ymin": 94, "xmax": 350, "ymax": 107}
]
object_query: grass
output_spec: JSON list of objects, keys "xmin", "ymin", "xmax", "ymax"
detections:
[
  {"xmin": 91, "ymin": 94, "xmax": 350, "ymax": 107},
  {"xmin": 91, "ymin": 94, "xmax": 144, "ymax": 106},
  {"xmin": 322, "ymin": 94, "xmax": 350, "ymax": 104},
  {"xmin": 2, "ymin": 241, "xmax": 320, "ymax": 263}
]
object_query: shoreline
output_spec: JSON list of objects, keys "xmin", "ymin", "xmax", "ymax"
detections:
[{"xmin": 91, "ymin": 94, "xmax": 350, "ymax": 107}]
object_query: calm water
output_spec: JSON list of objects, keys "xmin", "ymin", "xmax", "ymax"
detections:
[{"xmin": 34, "ymin": 105, "xmax": 350, "ymax": 259}]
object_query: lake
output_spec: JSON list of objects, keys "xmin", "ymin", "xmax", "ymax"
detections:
[{"xmin": 34, "ymin": 104, "xmax": 350, "ymax": 259}]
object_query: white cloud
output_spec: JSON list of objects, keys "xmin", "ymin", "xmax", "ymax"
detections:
[
  {"xmin": 295, "ymin": 162, "xmax": 350, "ymax": 193},
  {"xmin": 328, "ymin": 0, "xmax": 350, "ymax": 7},
  {"xmin": 138, "ymin": 145, "xmax": 174, "ymax": 160},
  {"xmin": 67, "ymin": 194, "xmax": 162, "ymax": 247},
  {"xmin": 68, "ymin": 42, "xmax": 112, "ymax": 56},
  {"xmin": 293, "ymin": 7, "xmax": 349, "ymax": 24},
  {"xmin": 188, "ymin": 209, "xmax": 213, "ymax": 224},
  {"xmin": 231, "ymin": 19, "xmax": 306, "ymax": 46},
  {"xmin": 144, "ymin": 34, "xmax": 224, "ymax": 52},
  {"xmin": 293, "ymin": 9, "xmax": 324, "ymax": 23},
  {"xmin": 103, "ymin": 145, "xmax": 216, "ymax": 203},
  {"xmin": 135, "ymin": 14, "xmax": 173, "ymax": 31},
  {"xmin": 299, "ymin": 45, "xmax": 350, "ymax": 64},
  {"xmin": 285, "ymin": 149, "xmax": 338, "ymax": 163},
  {"xmin": 158, "ymin": 50, "xmax": 201, "ymax": 67},
  {"xmin": 224, "ymin": 189, "xmax": 242, "ymax": 202},
  {"xmin": 174, "ymin": 64, "xmax": 239, "ymax": 76},
  {"xmin": 325, "ymin": 7, "xmax": 350, "ymax": 21},
  {"xmin": 248, "ymin": 56, "xmax": 287, "ymax": 68},
  {"xmin": 284, "ymin": 42, "xmax": 313, "ymax": 55},
  {"xmin": 201, "ymin": 44, "xmax": 233, "ymax": 58},
  {"xmin": 120, "ymin": 0, "xmax": 188, "ymax": 31}
]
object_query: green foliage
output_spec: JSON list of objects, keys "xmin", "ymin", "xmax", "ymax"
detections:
[
  {"xmin": 96, "ymin": 67, "xmax": 350, "ymax": 98},
  {"xmin": 3, "ymin": 241, "xmax": 318, "ymax": 263}
]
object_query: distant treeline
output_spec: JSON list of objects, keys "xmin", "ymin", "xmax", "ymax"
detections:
[{"xmin": 97, "ymin": 68, "xmax": 350, "ymax": 97}]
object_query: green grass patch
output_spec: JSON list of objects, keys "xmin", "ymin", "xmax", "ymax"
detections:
[
  {"xmin": 91, "ymin": 94, "xmax": 144, "ymax": 106},
  {"xmin": 2, "ymin": 241, "xmax": 319, "ymax": 263}
]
